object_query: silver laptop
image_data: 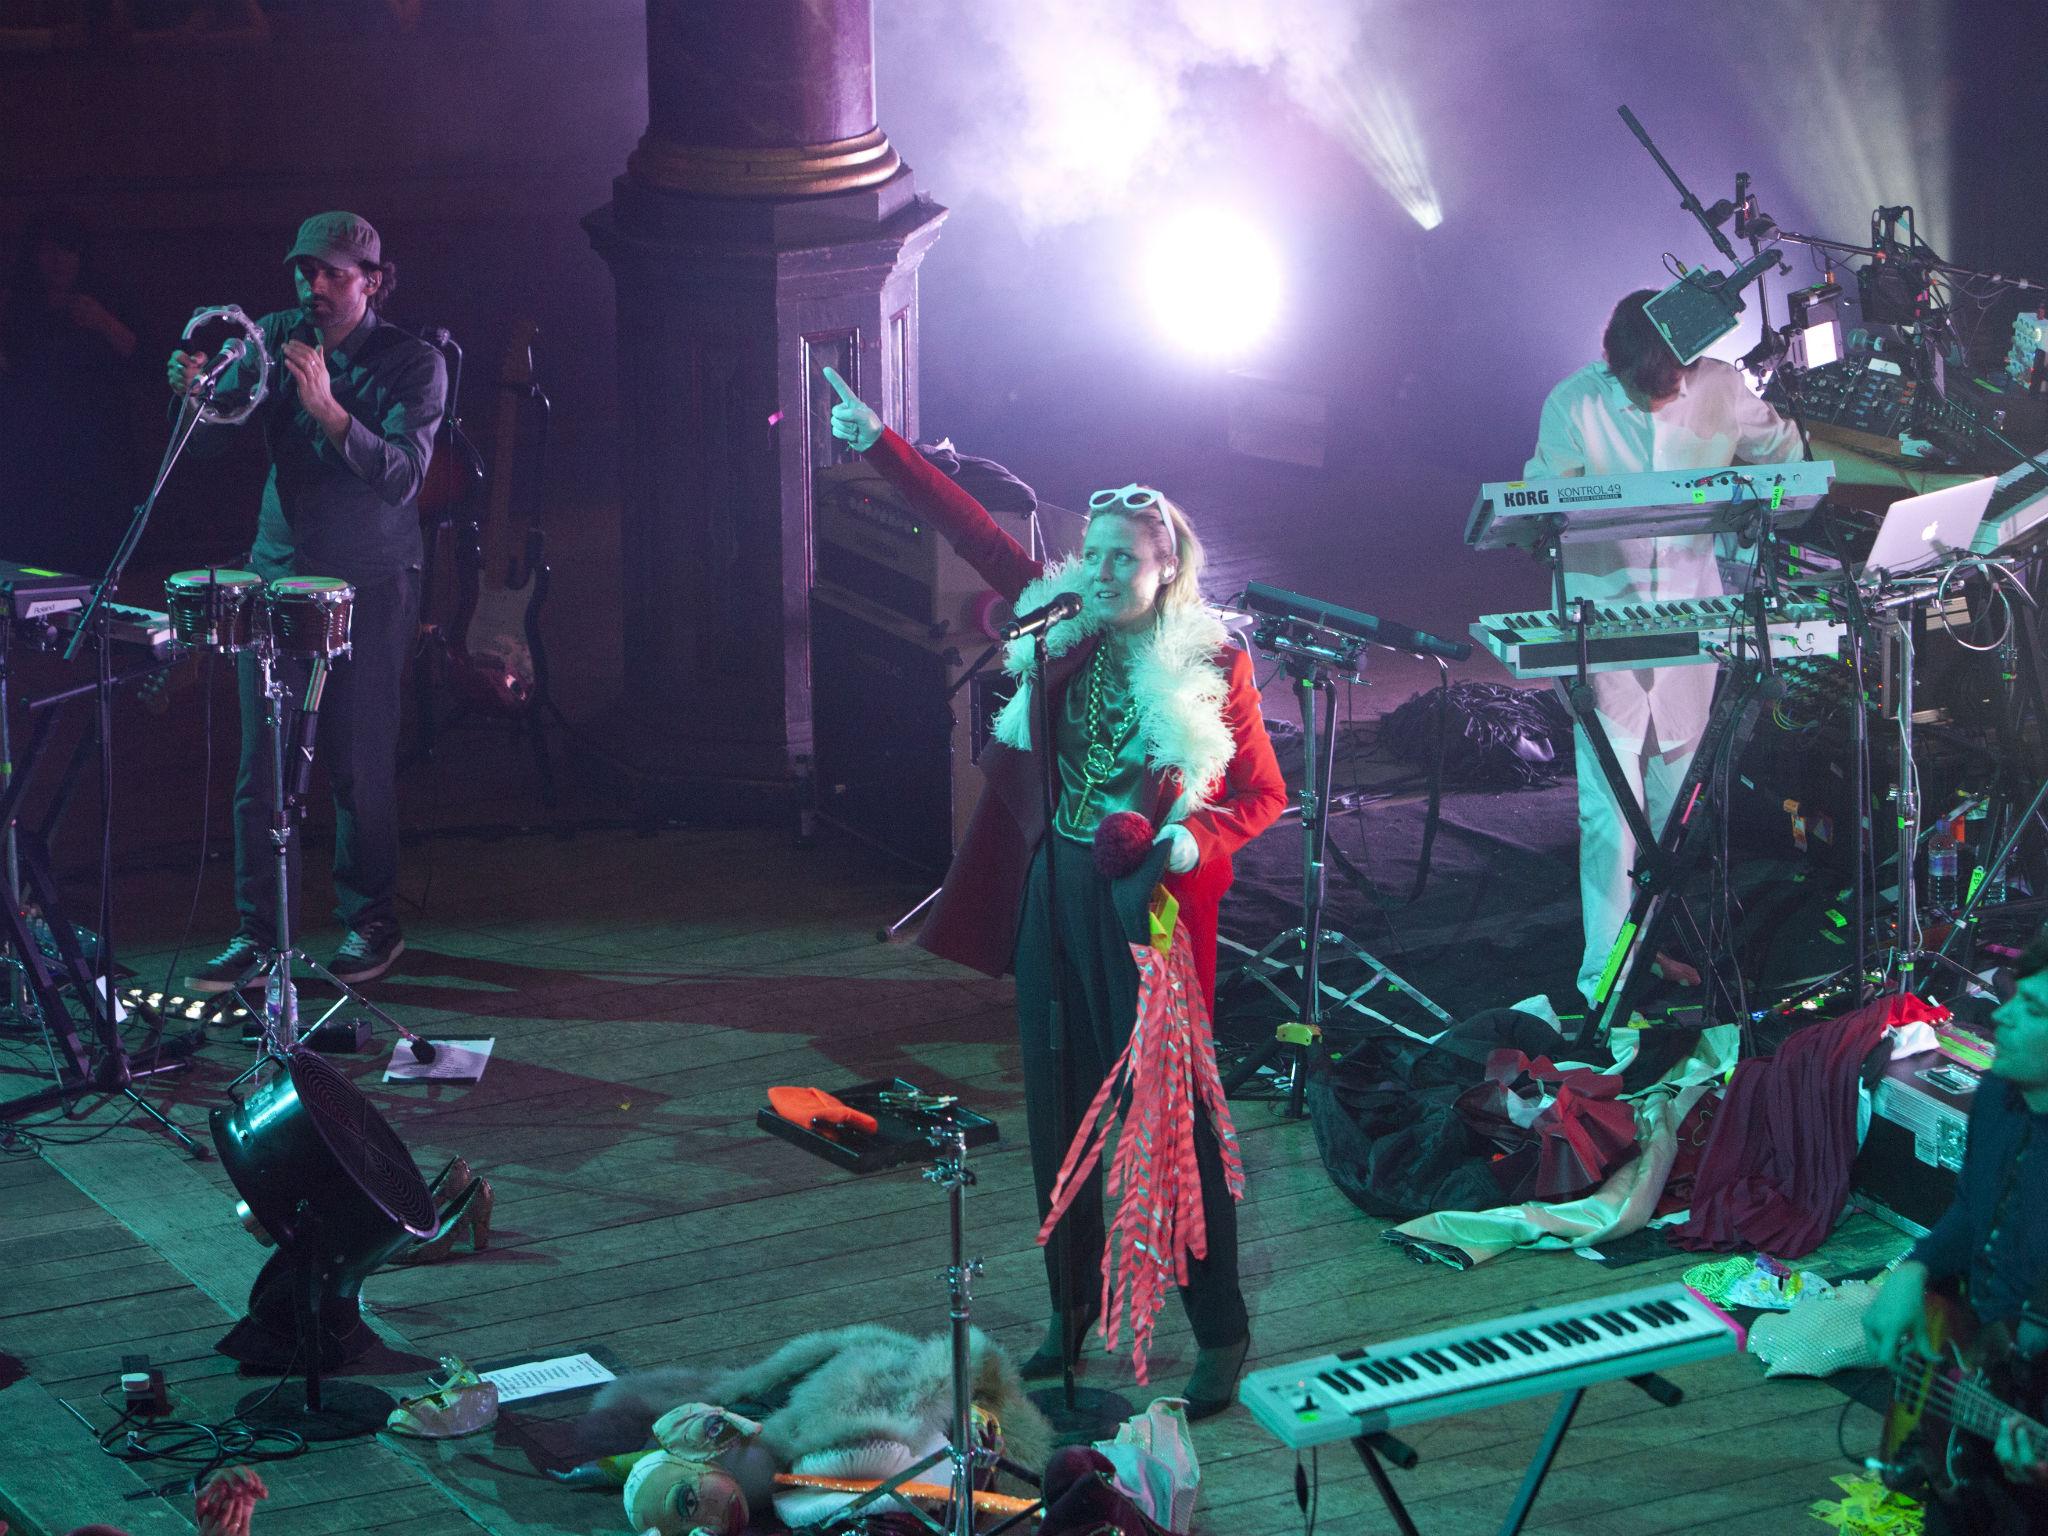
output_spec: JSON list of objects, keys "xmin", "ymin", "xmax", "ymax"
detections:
[{"xmin": 1861, "ymin": 476, "xmax": 1998, "ymax": 579}]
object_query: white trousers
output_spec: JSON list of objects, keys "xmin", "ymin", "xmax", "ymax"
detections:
[{"xmin": 1573, "ymin": 715, "xmax": 1706, "ymax": 1007}]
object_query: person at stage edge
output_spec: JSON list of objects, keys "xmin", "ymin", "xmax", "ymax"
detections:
[
  {"xmin": 1524, "ymin": 290, "xmax": 1803, "ymax": 1009},
  {"xmin": 825, "ymin": 366, "xmax": 1287, "ymax": 1419},
  {"xmin": 1863, "ymin": 931, "xmax": 2048, "ymax": 1531},
  {"xmin": 167, "ymin": 212, "xmax": 444, "ymax": 991}
]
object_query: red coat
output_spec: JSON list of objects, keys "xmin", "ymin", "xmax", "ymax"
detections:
[{"xmin": 861, "ymin": 429, "xmax": 1287, "ymax": 1008}]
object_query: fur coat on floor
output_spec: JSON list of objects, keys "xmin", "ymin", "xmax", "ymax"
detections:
[{"xmin": 583, "ymin": 1324, "xmax": 1052, "ymax": 1480}]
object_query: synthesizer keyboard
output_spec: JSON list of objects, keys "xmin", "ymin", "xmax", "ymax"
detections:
[
  {"xmin": 1467, "ymin": 460, "xmax": 1835, "ymax": 551},
  {"xmin": 1238, "ymin": 1282, "xmax": 1743, "ymax": 1449},
  {"xmin": 21, "ymin": 601, "xmax": 183, "ymax": 661},
  {"xmin": 1472, "ymin": 594, "xmax": 1845, "ymax": 677},
  {"xmin": 1970, "ymin": 457, "xmax": 2048, "ymax": 556}
]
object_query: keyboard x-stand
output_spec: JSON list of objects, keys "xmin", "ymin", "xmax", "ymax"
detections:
[
  {"xmin": 0, "ymin": 624, "xmax": 200, "ymax": 1148},
  {"xmin": 1468, "ymin": 465, "xmax": 1830, "ymax": 1042}
]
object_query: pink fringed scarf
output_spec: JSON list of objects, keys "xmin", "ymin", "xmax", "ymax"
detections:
[{"xmin": 1035, "ymin": 921, "xmax": 1246, "ymax": 1383}]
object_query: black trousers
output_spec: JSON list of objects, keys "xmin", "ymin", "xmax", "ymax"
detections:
[
  {"xmin": 1014, "ymin": 836, "xmax": 1247, "ymax": 1349},
  {"xmin": 234, "ymin": 568, "xmax": 418, "ymax": 944}
]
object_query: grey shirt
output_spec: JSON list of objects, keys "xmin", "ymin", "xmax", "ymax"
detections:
[{"xmin": 193, "ymin": 305, "xmax": 444, "ymax": 584}]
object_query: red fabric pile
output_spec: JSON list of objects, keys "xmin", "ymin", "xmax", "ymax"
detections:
[
  {"xmin": 1669, "ymin": 993, "xmax": 1948, "ymax": 1258},
  {"xmin": 1453, "ymin": 1049, "xmax": 1639, "ymax": 1202}
]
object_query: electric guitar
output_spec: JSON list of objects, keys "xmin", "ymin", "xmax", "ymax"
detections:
[
  {"xmin": 447, "ymin": 320, "xmax": 550, "ymax": 714},
  {"xmin": 1880, "ymin": 1287, "xmax": 2048, "ymax": 1531}
]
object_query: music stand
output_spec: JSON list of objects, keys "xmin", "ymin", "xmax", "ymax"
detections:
[{"xmin": 1220, "ymin": 584, "xmax": 1461, "ymax": 1118}]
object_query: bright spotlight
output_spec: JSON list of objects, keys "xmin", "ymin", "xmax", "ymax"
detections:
[
  {"xmin": 1140, "ymin": 208, "xmax": 1283, "ymax": 355},
  {"xmin": 1294, "ymin": 71, "xmax": 1443, "ymax": 231}
]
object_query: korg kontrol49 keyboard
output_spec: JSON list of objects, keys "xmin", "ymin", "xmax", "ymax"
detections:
[
  {"xmin": 1238, "ymin": 1282, "xmax": 1744, "ymax": 1449},
  {"xmin": 1467, "ymin": 460, "xmax": 1836, "ymax": 550},
  {"xmin": 1472, "ymin": 594, "xmax": 1844, "ymax": 677}
]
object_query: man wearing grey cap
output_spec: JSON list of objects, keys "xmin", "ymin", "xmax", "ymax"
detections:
[{"xmin": 167, "ymin": 211, "xmax": 444, "ymax": 991}]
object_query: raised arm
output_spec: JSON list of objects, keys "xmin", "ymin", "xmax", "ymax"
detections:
[{"xmin": 824, "ymin": 366, "xmax": 1042, "ymax": 602}]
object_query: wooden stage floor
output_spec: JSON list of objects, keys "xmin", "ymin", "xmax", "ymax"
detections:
[{"xmin": 1, "ymin": 820, "xmax": 1912, "ymax": 1536}]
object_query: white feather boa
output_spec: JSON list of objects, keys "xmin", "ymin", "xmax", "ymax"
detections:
[{"xmin": 993, "ymin": 554, "xmax": 1236, "ymax": 814}]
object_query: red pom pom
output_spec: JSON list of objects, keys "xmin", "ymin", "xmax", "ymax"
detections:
[{"xmin": 1093, "ymin": 810, "xmax": 1156, "ymax": 879}]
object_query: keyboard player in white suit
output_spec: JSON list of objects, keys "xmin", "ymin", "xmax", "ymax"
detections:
[{"xmin": 1524, "ymin": 289, "xmax": 1803, "ymax": 1008}]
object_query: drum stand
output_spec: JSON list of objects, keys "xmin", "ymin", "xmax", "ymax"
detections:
[{"xmin": 229, "ymin": 638, "xmax": 435, "ymax": 1077}]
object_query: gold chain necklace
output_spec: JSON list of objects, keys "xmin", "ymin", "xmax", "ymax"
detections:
[{"xmin": 1057, "ymin": 645, "xmax": 1139, "ymax": 837}]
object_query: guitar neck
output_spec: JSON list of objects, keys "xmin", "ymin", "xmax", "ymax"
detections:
[
  {"xmin": 483, "ymin": 320, "xmax": 540, "ymax": 583},
  {"xmin": 1896, "ymin": 1350, "xmax": 2047, "ymax": 1443}
]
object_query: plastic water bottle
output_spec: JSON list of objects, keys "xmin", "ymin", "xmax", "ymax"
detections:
[{"xmin": 1928, "ymin": 820, "xmax": 1959, "ymax": 913}]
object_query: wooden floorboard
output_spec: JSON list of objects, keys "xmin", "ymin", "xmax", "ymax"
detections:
[{"xmin": 0, "ymin": 821, "xmax": 1918, "ymax": 1536}]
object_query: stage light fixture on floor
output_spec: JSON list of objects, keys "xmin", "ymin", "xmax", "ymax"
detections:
[
  {"xmin": 1141, "ymin": 206, "xmax": 1282, "ymax": 356},
  {"xmin": 213, "ymin": 1048, "xmax": 437, "ymax": 1439}
]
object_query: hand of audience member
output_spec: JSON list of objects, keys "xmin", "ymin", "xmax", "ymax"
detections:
[
  {"xmin": 822, "ymin": 366, "xmax": 882, "ymax": 452},
  {"xmin": 195, "ymin": 1466, "xmax": 268, "ymax": 1536}
]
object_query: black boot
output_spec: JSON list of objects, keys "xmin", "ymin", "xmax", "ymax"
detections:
[
  {"xmin": 1020, "ymin": 1306, "xmax": 1100, "ymax": 1380},
  {"xmin": 1182, "ymin": 1333, "xmax": 1250, "ymax": 1421}
]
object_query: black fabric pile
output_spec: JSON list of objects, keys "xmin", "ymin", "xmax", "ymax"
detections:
[
  {"xmin": 1378, "ymin": 680, "xmax": 1575, "ymax": 790},
  {"xmin": 1304, "ymin": 1007, "xmax": 1580, "ymax": 1221}
]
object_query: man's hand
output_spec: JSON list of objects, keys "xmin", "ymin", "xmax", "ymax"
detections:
[
  {"xmin": 281, "ymin": 338, "xmax": 348, "ymax": 437},
  {"xmin": 1154, "ymin": 822, "xmax": 1199, "ymax": 875},
  {"xmin": 1995, "ymin": 1414, "xmax": 2048, "ymax": 1487},
  {"xmin": 167, "ymin": 348, "xmax": 211, "ymax": 396},
  {"xmin": 1861, "ymin": 1261, "xmax": 1932, "ymax": 1369},
  {"xmin": 822, "ymin": 365, "xmax": 882, "ymax": 452}
]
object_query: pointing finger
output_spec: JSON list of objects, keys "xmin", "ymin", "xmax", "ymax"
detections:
[{"xmin": 821, "ymin": 365, "xmax": 860, "ymax": 406}]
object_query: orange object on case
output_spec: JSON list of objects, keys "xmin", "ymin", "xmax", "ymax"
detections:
[{"xmin": 769, "ymin": 1086, "xmax": 880, "ymax": 1136}]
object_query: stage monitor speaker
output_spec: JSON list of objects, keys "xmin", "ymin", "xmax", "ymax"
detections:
[
  {"xmin": 810, "ymin": 584, "xmax": 1015, "ymax": 876},
  {"xmin": 814, "ymin": 458, "xmax": 1034, "ymax": 630}
]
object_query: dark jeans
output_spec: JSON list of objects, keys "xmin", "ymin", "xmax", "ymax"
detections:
[
  {"xmin": 234, "ymin": 567, "xmax": 418, "ymax": 945},
  {"xmin": 1014, "ymin": 836, "xmax": 1247, "ymax": 1349}
]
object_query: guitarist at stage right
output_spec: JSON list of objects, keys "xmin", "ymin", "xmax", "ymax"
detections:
[{"xmin": 1864, "ymin": 927, "xmax": 2048, "ymax": 1526}]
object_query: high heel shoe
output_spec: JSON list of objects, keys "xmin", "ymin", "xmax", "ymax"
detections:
[
  {"xmin": 390, "ymin": 1176, "xmax": 494, "ymax": 1265},
  {"xmin": 425, "ymin": 1156, "xmax": 474, "ymax": 1205},
  {"xmin": 1181, "ymin": 1333, "xmax": 1250, "ymax": 1422}
]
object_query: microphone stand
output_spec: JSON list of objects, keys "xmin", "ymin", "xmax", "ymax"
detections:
[{"xmin": 1024, "ymin": 627, "xmax": 1129, "ymax": 1438}]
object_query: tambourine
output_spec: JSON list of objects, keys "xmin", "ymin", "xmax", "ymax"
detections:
[{"xmin": 180, "ymin": 303, "xmax": 272, "ymax": 425}]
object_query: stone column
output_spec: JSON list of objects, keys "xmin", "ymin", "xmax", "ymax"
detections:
[{"xmin": 586, "ymin": 0, "xmax": 946, "ymax": 801}]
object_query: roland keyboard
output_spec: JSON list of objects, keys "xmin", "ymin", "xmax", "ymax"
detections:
[
  {"xmin": 1473, "ymin": 594, "xmax": 1844, "ymax": 677},
  {"xmin": 1238, "ymin": 1282, "xmax": 1744, "ymax": 1449},
  {"xmin": 1467, "ymin": 460, "xmax": 1835, "ymax": 550}
]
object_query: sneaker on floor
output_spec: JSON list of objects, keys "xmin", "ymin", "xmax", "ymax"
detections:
[
  {"xmin": 328, "ymin": 925, "xmax": 406, "ymax": 986},
  {"xmin": 186, "ymin": 934, "xmax": 273, "ymax": 995}
]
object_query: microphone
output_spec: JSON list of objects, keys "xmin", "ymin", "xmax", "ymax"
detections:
[
  {"xmin": 190, "ymin": 338, "xmax": 245, "ymax": 394},
  {"xmin": 1000, "ymin": 592, "xmax": 1081, "ymax": 642},
  {"xmin": 280, "ymin": 319, "xmax": 315, "ymax": 392}
]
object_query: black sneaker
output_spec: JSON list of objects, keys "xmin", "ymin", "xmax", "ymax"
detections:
[
  {"xmin": 329, "ymin": 925, "xmax": 405, "ymax": 986},
  {"xmin": 186, "ymin": 935, "xmax": 273, "ymax": 995}
]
